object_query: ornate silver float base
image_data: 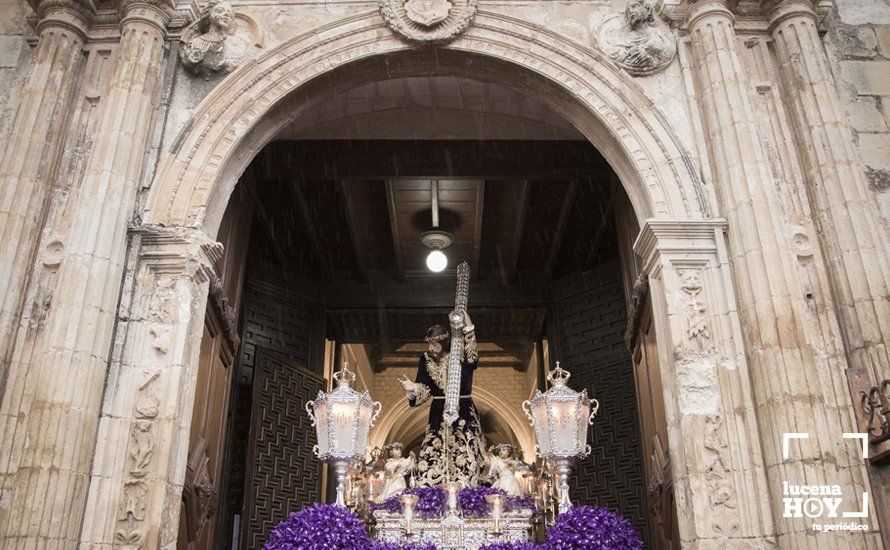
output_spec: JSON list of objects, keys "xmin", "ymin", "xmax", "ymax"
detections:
[{"xmin": 372, "ymin": 510, "xmax": 534, "ymax": 549}]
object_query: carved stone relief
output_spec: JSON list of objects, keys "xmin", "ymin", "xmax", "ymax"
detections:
[
  {"xmin": 595, "ymin": 0, "xmax": 676, "ymax": 76},
  {"xmin": 148, "ymin": 276, "xmax": 179, "ymax": 324},
  {"xmin": 209, "ymin": 274, "xmax": 240, "ymax": 350},
  {"xmin": 624, "ymin": 273, "xmax": 649, "ymax": 350},
  {"xmin": 117, "ymin": 479, "xmax": 148, "ymax": 548},
  {"xmin": 116, "ymin": 369, "xmax": 162, "ymax": 548},
  {"xmin": 180, "ymin": 0, "xmax": 263, "ymax": 76},
  {"xmin": 129, "ymin": 421, "xmax": 154, "ymax": 478},
  {"xmin": 789, "ymin": 224, "xmax": 815, "ymax": 259},
  {"xmin": 380, "ymin": 0, "xmax": 477, "ymax": 45},
  {"xmin": 703, "ymin": 414, "xmax": 740, "ymax": 536},
  {"xmin": 678, "ymin": 269, "xmax": 710, "ymax": 350}
]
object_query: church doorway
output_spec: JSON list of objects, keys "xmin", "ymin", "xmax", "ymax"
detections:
[{"xmin": 174, "ymin": 73, "xmax": 677, "ymax": 549}]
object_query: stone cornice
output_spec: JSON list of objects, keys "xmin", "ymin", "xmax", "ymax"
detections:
[
  {"xmin": 118, "ymin": 0, "xmax": 175, "ymax": 34},
  {"xmin": 761, "ymin": 0, "xmax": 817, "ymax": 29},
  {"xmin": 633, "ymin": 218, "xmax": 728, "ymax": 276},
  {"xmin": 130, "ymin": 224, "xmax": 222, "ymax": 281},
  {"xmin": 29, "ymin": 0, "xmax": 96, "ymax": 19},
  {"xmin": 30, "ymin": 0, "xmax": 97, "ymax": 39},
  {"xmin": 686, "ymin": 0, "xmax": 736, "ymax": 28}
]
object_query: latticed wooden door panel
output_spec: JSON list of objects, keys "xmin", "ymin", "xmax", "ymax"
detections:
[
  {"xmin": 548, "ymin": 265, "xmax": 651, "ymax": 543},
  {"xmin": 242, "ymin": 348, "xmax": 326, "ymax": 549}
]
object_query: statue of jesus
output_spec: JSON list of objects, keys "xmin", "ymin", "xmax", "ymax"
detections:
[{"xmin": 399, "ymin": 310, "xmax": 486, "ymax": 487}]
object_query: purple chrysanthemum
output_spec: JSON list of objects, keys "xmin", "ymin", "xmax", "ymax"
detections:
[
  {"xmin": 543, "ymin": 505, "xmax": 643, "ymax": 550},
  {"xmin": 370, "ymin": 493, "xmax": 402, "ymax": 514},
  {"xmin": 505, "ymin": 495, "xmax": 537, "ymax": 515},
  {"xmin": 263, "ymin": 504, "xmax": 371, "ymax": 549},
  {"xmin": 372, "ymin": 487, "xmax": 536, "ymax": 519},
  {"xmin": 405, "ymin": 486, "xmax": 448, "ymax": 518},
  {"xmin": 458, "ymin": 486, "xmax": 507, "ymax": 517}
]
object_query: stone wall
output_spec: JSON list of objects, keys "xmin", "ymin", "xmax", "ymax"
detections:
[
  {"xmin": 0, "ymin": 0, "xmax": 887, "ymax": 546},
  {"xmin": 370, "ymin": 364, "xmax": 534, "ymax": 419},
  {"xmin": 0, "ymin": 0, "xmax": 28, "ymax": 146},
  {"xmin": 826, "ymin": 0, "xmax": 890, "ymax": 230}
]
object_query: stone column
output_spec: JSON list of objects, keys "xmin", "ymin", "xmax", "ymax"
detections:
[
  {"xmin": 0, "ymin": 0, "xmax": 90, "ymax": 389},
  {"xmin": 765, "ymin": 1, "xmax": 890, "ymax": 380},
  {"xmin": 686, "ymin": 0, "xmax": 877, "ymax": 546},
  {"xmin": 635, "ymin": 219, "xmax": 774, "ymax": 547},
  {"xmin": 766, "ymin": 0, "xmax": 890, "ymax": 539},
  {"xmin": 79, "ymin": 227, "xmax": 217, "ymax": 549},
  {"xmin": 0, "ymin": 1, "xmax": 172, "ymax": 546}
]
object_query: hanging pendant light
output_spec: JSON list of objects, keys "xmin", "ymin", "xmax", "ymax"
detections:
[
  {"xmin": 422, "ymin": 230, "xmax": 452, "ymax": 272},
  {"xmin": 421, "ymin": 180, "xmax": 453, "ymax": 272}
]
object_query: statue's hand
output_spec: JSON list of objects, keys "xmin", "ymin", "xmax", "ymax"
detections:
[{"xmin": 399, "ymin": 375, "xmax": 416, "ymax": 393}]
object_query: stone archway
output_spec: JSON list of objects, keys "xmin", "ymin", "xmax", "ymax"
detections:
[
  {"xmin": 142, "ymin": 10, "xmax": 709, "ymax": 235},
  {"xmin": 80, "ymin": 11, "xmax": 777, "ymax": 549},
  {"xmin": 370, "ymin": 386, "xmax": 537, "ymax": 462}
]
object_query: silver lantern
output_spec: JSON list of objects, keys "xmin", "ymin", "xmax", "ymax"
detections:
[
  {"xmin": 522, "ymin": 361, "xmax": 598, "ymax": 514},
  {"xmin": 306, "ymin": 362, "xmax": 381, "ymax": 506}
]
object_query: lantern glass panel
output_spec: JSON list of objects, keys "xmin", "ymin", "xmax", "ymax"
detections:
[
  {"xmin": 532, "ymin": 401, "xmax": 551, "ymax": 454},
  {"xmin": 577, "ymin": 401, "xmax": 590, "ymax": 451},
  {"xmin": 551, "ymin": 399, "xmax": 577, "ymax": 452},
  {"xmin": 315, "ymin": 401, "xmax": 329, "ymax": 453},
  {"xmin": 357, "ymin": 399, "xmax": 372, "ymax": 451},
  {"xmin": 332, "ymin": 401, "xmax": 356, "ymax": 453}
]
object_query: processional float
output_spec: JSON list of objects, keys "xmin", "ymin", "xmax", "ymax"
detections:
[{"xmin": 305, "ymin": 262, "xmax": 600, "ymax": 549}]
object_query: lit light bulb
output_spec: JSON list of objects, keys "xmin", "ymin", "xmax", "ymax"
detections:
[{"xmin": 426, "ymin": 249, "xmax": 447, "ymax": 272}]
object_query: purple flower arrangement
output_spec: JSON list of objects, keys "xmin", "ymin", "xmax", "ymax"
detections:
[
  {"xmin": 457, "ymin": 486, "xmax": 504, "ymax": 517},
  {"xmin": 370, "ymin": 493, "xmax": 402, "ymax": 514},
  {"xmin": 371, "ymin": 486, "xmax": 535, "ymax": 518},
  {"xmin": 369, "ymin": 486, "xmax": 447, "ymax": 518},
  {"xmin": 543, "ymin": 505, "xmax": 643, "ymax": 549},
  {"xmin": 263, "ymin": 503, "xmax": 371, "ymax": 549},
  {"xmin": 406, "ymin": 486, "xmax": 448, "ymax": 518},
  {"xmin": 267, "ymin": 500, "xmax": 639, "ymax": 550},
  {"xmin": 263, "ymin": 503, "xmax": 439, "ymax": 549},
  {"xmin": 505, "ymin": 495, "xmax": 536, "ymax": 515}
]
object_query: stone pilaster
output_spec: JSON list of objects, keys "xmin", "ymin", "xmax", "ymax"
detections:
[
  {"xmin": 765, "ymin": 0, "xmax": 890, "ymax": 540},
  {"xmin": 79, "ymin": 226, "xmax": 217, "ymax": 549},
  {"xmin": 635, "ymin": 219, "xmax": 774, "ymax": 547},
  {"xmin": 685, "ymin": 0, "xmax": 877, "ymax": 546},
  {"xmin": 0, "ymin": 0, "xmax": 90, "ymax": 392},
  {"xmin": 0, "ymin": 2, "xmax": 172, "ymax": 547}
]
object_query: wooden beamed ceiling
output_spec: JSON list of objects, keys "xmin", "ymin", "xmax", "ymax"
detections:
[
  {"xmin": 243, "ymin": 140, "xmax": 621, "ymax": 366},
  {"xmin": 367, "ymin": 341, "xmax": 536, "ymax": 373},
  {"xmin": 246, "ymin": 140, "xmax": 617, "ymax": 281},
  {"xmin": 384, "ymin": 179, "xmax": 485, "ymax": 274}
]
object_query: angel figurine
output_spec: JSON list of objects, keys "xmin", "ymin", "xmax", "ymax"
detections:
[
  {"xmin": 485, "ymin": 444, "xmax": 521, "ymax": 496},
  {"xmin": 377, "ymin": 443, "xmax": 416, "ymax": 502}
]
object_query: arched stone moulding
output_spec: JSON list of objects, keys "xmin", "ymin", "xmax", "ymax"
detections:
[
  {"xmin": 82, "ymin": 10, "xmax": 778, "ymax": 549},
  {"xmin": 370, "ymin": 385, "xmax": 537, "ymax": 462},
  {"xmin": 143, "ymin": 10, "xmax": 710, "ymax": 236}
]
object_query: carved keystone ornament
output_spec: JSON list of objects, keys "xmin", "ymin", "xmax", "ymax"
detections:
[{"xmin": 380, "ymin": 0, "xmax": 477, "ymax": 45}]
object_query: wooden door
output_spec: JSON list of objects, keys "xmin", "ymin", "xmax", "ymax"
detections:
[
  {"xmin": 178, "ymin": 296, "xmax": 240, "ymax": 549},
  {"xmin": 631, "ymin": 301, "xmax": 679, "ymax": 549},
  {"xmin": 241, "ymin": 347, "xmax": 326, "ymax": 549}
]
